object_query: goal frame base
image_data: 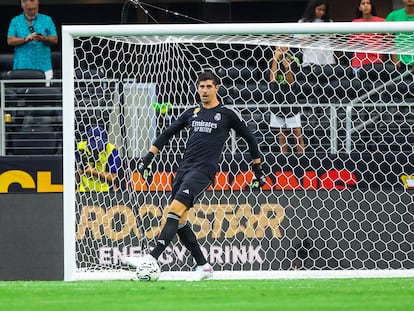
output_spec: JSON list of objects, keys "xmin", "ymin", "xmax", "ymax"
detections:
[{"xmin": 74, "ymin": 269, "xmax": 414, "ymax": 281}]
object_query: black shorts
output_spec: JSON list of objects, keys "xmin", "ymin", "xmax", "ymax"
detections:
[{"xmin": 171, "ymin": 170, "xmax": 212, "ymax": 209}]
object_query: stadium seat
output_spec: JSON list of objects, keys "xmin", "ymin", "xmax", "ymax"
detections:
[
  {"xmin": 6, "ymin": 86, "xmax": 62, "ymax": 155},
  {"xmin": 1, "ymin": 69, "xmax": 45, "ymax": 79},
  {"xmin": 1, "ymin": 69, "xmax": 46, "ymax": 88},
  {"xmin": 9, "ymin": 123, "xmax": 58, "ymax": 155}
]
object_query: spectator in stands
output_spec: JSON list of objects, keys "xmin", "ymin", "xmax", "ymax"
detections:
[
  {"xmin": 269, "ymin": 46, "xmax": 305, "ymax": 154},
  {"xmin": 350, "ymin": 0, "xmax": 385, "ymax": 78},
  {"xmin": 386, "ymin": 0, "xmax": 414, "ymax": 72},
  {"xmin": 75, "ymin": 126, "xmax": 121, "ymax": 192},
  {"xmin": 297, "ymin": 0, "xmax": 337, "ymax": 84},
  {"xmin": 7, "ymin": 0, "xmax": 58, "ymax": 81}
]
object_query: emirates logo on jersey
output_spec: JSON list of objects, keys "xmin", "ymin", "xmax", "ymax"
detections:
[
  {"xmin": 192, "ymin": 120, "xmax": 218, "ymax": 133},
  {"xmin": 214, "ymin": 113, "xmax": 221, "ymax": 121}
]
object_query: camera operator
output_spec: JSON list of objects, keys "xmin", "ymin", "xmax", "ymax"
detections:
[{"xmin": 75, "ymin": 126, "xmax": 120, "ymax": 192}]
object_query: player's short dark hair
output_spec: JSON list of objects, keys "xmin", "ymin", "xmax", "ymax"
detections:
[{"xmin": 197, "ymin": 71, "xmax": 220, "ymax": 86}]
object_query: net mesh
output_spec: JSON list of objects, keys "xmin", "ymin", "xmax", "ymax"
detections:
[{"xmin": 72, "ymin": 27, "xmax": 414, "ymax": 276}]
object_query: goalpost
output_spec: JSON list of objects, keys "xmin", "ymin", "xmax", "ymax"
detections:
[{"xmin": 62, "ymin": 22, "xmax": 414, "ymax": 281}]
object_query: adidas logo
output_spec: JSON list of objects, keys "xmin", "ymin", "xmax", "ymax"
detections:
[{"xmin": 183, "ymin": 189, "xmax": 190, "ymax": 194}]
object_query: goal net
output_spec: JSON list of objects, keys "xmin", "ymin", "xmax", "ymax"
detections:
[{"xmin": 62, "ymin": 22, "xmax": 414, "ymax": 281}]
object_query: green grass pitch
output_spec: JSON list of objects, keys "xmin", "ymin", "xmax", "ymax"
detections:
[{"xmin": 0, "ymin": 278, "xmax": 413, "ymax": 311}]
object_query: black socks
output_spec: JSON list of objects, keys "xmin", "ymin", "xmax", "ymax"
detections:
[
  {"xmin": 150, "ymin": 213, "xmax": 207, "ymax": 266},
  {"xmin": 150, "ymin": 213, "xmax": 179, "ymax": 259},
  {"xmin": 177, "ymin": 222, "xmax": 207, "ymax": 266}
]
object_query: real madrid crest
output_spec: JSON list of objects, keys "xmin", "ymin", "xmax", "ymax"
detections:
[
  {"xmin": 193, "ymin": 107, "xmax": 201, "ymax": 117},
  {"xmin": 214, "ymin": 113, "xmax": 221, "ymax": 121}
]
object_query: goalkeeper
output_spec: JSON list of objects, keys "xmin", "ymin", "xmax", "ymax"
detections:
[{"xmin": 126, "ymin": 71, "xmax": 266, "ymax": 281}]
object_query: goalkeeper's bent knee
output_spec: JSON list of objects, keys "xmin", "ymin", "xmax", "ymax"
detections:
[{"xmin": 168, "ymin": 199, "xmax": 188, "ymax": 217}]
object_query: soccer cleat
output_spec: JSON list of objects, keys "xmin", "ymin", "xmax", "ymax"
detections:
[
  {"xmin": 187, "ymin": 263, "xmax": 213, "ymax": 282},
  {"xmin": 125, "ymin": 254, "xmax": 156, "ymax": 269}
]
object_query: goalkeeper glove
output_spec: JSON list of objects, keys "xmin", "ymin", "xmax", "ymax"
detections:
[
  {"xmin": 250, "ymin": 163, "xmax": 266, "ymax": 189},
  {"xmin": 138, "ymin": 152, "xmax": 155, "ymax": 182}
]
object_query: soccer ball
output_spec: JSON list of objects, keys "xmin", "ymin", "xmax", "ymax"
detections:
[{"xmin": 136, "ymin": 260, "xmax": 161, "ymax": 282}]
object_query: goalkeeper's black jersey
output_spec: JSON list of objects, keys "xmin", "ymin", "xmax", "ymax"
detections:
[{"xmin": 153, "ymin": 103, "xmax": 261, "ymax": 180}]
